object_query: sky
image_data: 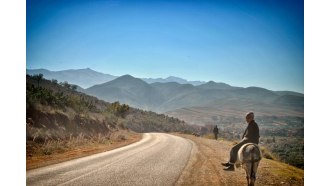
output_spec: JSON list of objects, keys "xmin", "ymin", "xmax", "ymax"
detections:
[{"xmin": 26, "ymin": 0, "xmax": 304, "ymax": 93}]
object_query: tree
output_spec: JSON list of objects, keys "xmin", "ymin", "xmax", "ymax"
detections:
[
  {"xmin": 51, "ymin": 79, "xmax": 58, "ymax": 84},
  {"xmin": 119, "ymin": 104, "xmax": 130, "ymax": 118},
  {"xmin": 107, "ymin": 102, "xmax": 130, "ymax": 118},
  {"xmin": 61, "ymin": 81, "xmax": 71, "ymax": 89},
  {"xmin": 71, "ymin": 85, "xmax": 78, "ymax": 91},
  {"xmin": 33, "ymin": 73, "xmax": 43, "ymax": 88}
]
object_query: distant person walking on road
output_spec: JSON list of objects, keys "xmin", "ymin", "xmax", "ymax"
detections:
[
  {"xmin": 221, "ymin": 112, "xmax": 260, "ymax": 171},
  {"xmin": 213, "ymin": 125, "xmax": 219, "ymax": 140}
]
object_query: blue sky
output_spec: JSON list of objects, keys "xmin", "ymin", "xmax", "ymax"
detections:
[{"xmin": 27, "ymin": 0, "xmax": 304, "ymax": 93}]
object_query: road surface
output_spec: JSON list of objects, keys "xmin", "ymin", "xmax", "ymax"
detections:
[{"xmin": 27, "ymin": 133, "xmax": 194, "ymax": 186}]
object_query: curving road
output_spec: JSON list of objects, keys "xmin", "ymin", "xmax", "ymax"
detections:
[{"xmin": 27, "ymin": 133, "xmax": 194, "ymax": 186}]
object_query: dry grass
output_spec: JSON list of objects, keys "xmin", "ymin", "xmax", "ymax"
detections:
[
  {"xmin": 260, "ymin": 146, "xmax": 276, "ymax": 160},
  {"xmin": 26, "ymin": 130, "xmax": 142, "ymax": 170}
]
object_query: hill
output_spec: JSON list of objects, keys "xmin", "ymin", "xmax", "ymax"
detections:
[{"xmin": 85, "ymin": 75, "xmax": 165, "ymax": 110}]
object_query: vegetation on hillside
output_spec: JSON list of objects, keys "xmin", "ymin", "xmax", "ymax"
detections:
[
  {"xmin": 124, "ymin": 109, "xmax": 194, "ymax": 133},
  {"xmin": 26, "ymin": 74, "xmax": 197, "ymax": 161},
  {"xmin": 27, "ymin": 74, "xmax": 195, "ymax": 137}
]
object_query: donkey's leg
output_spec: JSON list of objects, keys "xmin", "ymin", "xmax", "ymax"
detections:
[
  {"xmin": 250, "ymin": 178, "xmax": 255, "ymax": 186},
  {"xmin": 244, "ymin": 166, "xmax": 250, "ymax": 186},
  {"xmin": 250, "ymin": 161, "xmax": 259, "ymax": 186}
]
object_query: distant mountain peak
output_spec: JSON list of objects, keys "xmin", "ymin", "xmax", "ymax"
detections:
[
  {"xmin": 206, "ymin": 81, "xmax": 216, "ymax": 84},
  {"xmin": 166, "ymin": 76, "xmax": 183, "ymax": 79},
  {"xmin": 72, "ymin": 67, "xmax": 96, "ymax": 72},
  {"xmin": 121, "ymin": 74, "xmax": 135, "ymax": 78},
  {"xmin": 78, "ymin": 67, "xmax": 94, "ymax": 71},
  {"xmin": 245, "ymin": 86, "xmax": 269, "ymax": 91},
  {"xmin": 142, "ymin": 76, "xmax": 205, "ymax": 86},
  {"xmin": 197, "ymin": 81, "xmax": 234, "ymax": 90},
  {"xmin": 167, "ymin": 76, "xmax": 177, "ymax": 78},
  {"xmin": 110, "ymin": 74, "xmax": 147, "ymax": 85}
]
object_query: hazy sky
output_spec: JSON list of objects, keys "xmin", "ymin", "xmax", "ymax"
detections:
[{"xmin": 27, "ymin": 0, "xmax": 304, "ymax": 93}]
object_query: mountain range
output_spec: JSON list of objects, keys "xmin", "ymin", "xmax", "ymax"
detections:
[
  {"xmin": 27, "ymin": 68, "xmax": 206, "ymax": 88},
  {"xmin": 83, "ymin": 74, "xmax": 303, "ymax": 114},
  {"xmin": 27, "ymin": 68, "xmax": 304, "ymax": 123}
]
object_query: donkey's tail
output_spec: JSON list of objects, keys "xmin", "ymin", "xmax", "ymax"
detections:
[{"xmin": 250, "ymin": 147, "xmax": 256, "ymax": 180}]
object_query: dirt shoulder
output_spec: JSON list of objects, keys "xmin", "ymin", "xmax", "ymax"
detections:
[
  {"xmin": 174, "ymin": 133, "xmax": 304, "ymax": 186},
  {"xmin": 27, "ymin": 132, "xmax": 142, "ymax": 170}
]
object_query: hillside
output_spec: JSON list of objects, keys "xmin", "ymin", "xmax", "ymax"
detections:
[
  {"xmin": 27, "ymin": 74, "xmax": 195, "ymax": 138},
  {"xmin": 26, "ymin": 74, "xmax": 197, "ymax": 169}
]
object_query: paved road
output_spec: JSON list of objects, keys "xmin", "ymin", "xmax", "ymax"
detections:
[{"xmin": 27, "ymin": 133, "xmax": 194, "ymax": 186}]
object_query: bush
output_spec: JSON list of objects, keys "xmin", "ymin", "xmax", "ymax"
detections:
[
  {"xmin": 107, "ymin": 101, "xmax": 130, "ymax": 118},
  {"xmin": 260, "ymin": 146, "xmax": 276, "ymax": 160}
]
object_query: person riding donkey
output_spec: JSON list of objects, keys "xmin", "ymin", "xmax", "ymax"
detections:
[{"xmin": 222, "ymin": 111, "xmax": 260, "ymax": 171}]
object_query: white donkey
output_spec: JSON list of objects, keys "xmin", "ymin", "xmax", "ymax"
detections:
[{"xmin": 236, "ymin": 143, "xmax": 262, "ymax": 186}]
